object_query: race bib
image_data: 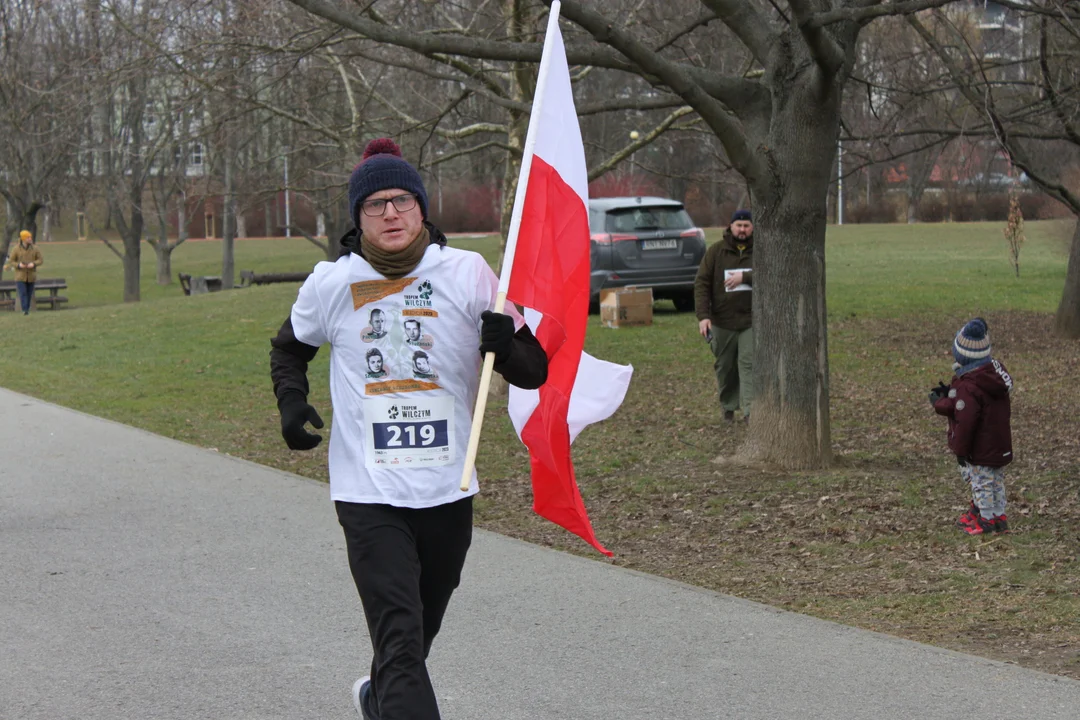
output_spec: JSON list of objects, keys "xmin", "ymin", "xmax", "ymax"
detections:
[{"xmin": 363, "ymin": 396, "xmax": 454, "ymax": 469}]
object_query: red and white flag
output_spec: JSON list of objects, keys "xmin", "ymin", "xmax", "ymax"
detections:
[{"xmin": 502, "ymin": 2, "xmax": 632, "ymax": 556}]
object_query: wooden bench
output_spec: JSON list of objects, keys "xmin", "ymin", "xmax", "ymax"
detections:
[
  {"xmin": 0, "ymin": 278, "xmax": 68, "ymax": 310},
  {"xmin": 239, "ymin": 270, "xmax": 311, "ymax": 287}
]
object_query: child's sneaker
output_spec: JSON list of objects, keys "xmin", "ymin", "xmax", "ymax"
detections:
[
  {"xmin": 352, "ymin": 676, "xmax": 378, "ymax": 720},
  {"xmin": 957, "ymin": 502, "xmax": 979, "ymax": 528},
  {"xmin": 962, "ymin": 514, "xmax": 997, "ymax": 535},
  {"xmin": 994, "ymin": 515, "xmax": 1009, "ymax": 534}
]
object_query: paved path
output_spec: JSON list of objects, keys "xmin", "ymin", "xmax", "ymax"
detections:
[{"xmin": 2, "ymin": 387, "xmax": 1078, "ymax": 719}]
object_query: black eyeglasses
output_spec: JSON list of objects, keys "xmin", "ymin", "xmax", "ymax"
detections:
[{"xmin": 361, "ymin": 193, "xmax": 418, "ymax": 217}]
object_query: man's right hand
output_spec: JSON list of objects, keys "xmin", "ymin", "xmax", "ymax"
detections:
[
  {"xmin": 698, "ymin": 318, "xmax": 712, "ymax": 339},
  {"xmin": 279, "ymin": 394, "xmax": 325, "ymax": 450}
]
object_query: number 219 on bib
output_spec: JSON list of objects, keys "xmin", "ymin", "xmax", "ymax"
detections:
[{"xmin": 372, "ymin": 421, "xmax": 449, "ymax": 449}]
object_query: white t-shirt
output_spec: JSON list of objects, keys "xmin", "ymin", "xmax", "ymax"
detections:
[{"xmin": 290, "ymin": 244, "xmax": 523, "ymax": 508}]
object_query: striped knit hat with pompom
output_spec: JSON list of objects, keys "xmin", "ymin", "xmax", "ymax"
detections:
[
  {"xmin": 347, "ymin": 138, "xmax": 429, "ymax": 228},
  {"xmin": 953, "ymin": 317, "xmax": 991, "ymax": 366}
]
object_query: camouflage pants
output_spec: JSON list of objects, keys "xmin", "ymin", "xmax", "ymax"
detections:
[{"xmin": 960, "ymin": 463, "xmax": 1007, "ymax": 519}]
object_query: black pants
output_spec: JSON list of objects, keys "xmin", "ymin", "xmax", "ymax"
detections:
[{"xmin": 336, "ymin": 497, "xmax": 473, "ymax": 720}]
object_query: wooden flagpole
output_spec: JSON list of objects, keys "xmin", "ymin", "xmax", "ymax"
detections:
[{"xmin": 459, "ymin": 1, "xmax": 564, "ymax": 491}]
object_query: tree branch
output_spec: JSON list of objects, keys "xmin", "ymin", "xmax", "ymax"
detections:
[
  {"xmin": 653, "ymin": 11, "xmax": 717, "ymax": 53},
  {"xmin": 587, "ymin": 107, "xmax": 696, "ymax": 181},
  {"xmin": 557, "ymin": 0, "xmax": 766, "ymax": 185},
  {"xmin": 288, "ymin": 224, "xmax": 328, "ymax": 254},
  {"xmin": 697, "ymin": 0, "xmax": 775, "ymax": 66},
  {"xmin": 909, "ymin": 14, "xmax": 1080, "ymax": 215},
  {"xmin": 1039, "ymin": 15, "xmax": 1080, "ymax": 147},
  {"xmin": 809, "ymin": 0, "xmax": 958, "ymax": 29},
  {"xmin": 87, "ymin": 220, "xmax": 125, "ymax": 261},
  {"xmin": 788, "ymin": 0, "xmax": 845, "ymax": 74},
  {"xmin": 286, "ymin": 0, "xmax": 625, "ymax": 69}
]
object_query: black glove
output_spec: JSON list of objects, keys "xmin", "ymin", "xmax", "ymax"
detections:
[
  {"xmin": 956, "ymin": 455, "xmax": 969, "ymax": 467},
  {"xmin": 279, "ymin": 393, "xmax": 325, "ymax": 450},
  {"xmin": 928, "ymin": 381, "xmax": 950, "ymax": 405},
  {"xmin": 479, "ymin": 310, "xmax": 515, "ymax": 364}
]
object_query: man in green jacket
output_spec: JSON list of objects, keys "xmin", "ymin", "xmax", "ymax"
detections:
[{"xmin": 694, "ymin": 209, "xmax": 754, "ymax": 423}]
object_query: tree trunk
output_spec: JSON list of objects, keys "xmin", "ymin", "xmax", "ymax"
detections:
[
  {"xmin": 21, "ymin": 200, "xmax": 43, "ymax": 239},
  {"xmin": 222, "ymin": 151, "xmax": 235, "ymax": 289},
  {"xmin": 122, "ymin": 214, "xmax": 142, "ymax": 303},
  {"xmin": 113, "ymin": 189, "xmax": 144, "ymax": 303},
  {"xmin": 1054, "ymin": 218, "xmax": 1080, "ymax": 338},
  {"xmin": 156, "ymin": 243, "xmax": 173, "ymax": 286},
  {"xmin": 0, "ymin": 198, "xmax": 17, "ymax": 280},
  {"xmin": 178, "ymin": 195, "xmax": 187, "ymax": 246},
  {"xmin": 737, "ymin": 61, "xmax": 843, "ymax": 470},
  {"xmin": 0, "ymin": 235, "xmax": 12, "ymax": 281}
]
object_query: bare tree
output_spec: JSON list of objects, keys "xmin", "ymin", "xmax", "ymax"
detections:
[
  {"xmin": 282, "ymin": 0, "xmax": 979, "ymax": 469},
  {"xmin": 0, "ymin": 0, "xmax": 90, "ymax": 276},
  {"xmin": 909, "ymin": 1, "xmax": 1080, "ymax": 337}
]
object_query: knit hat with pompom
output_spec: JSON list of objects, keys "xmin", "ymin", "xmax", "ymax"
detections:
[
  {"xmin": 347, "ymin": 138, "xmax": 428, "ymax": 228},
  {"xmin": 953, "ymin": 317, "xmax": 991, "ymax": 367}
]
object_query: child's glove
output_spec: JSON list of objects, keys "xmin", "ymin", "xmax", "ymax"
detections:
[
  {"xmin": 956, "ymin": 455, "xmax": 969, "ymax": 467},
  {"xmin": 928, "ymin": 381, "xmax": 950, "ymax": 405}
]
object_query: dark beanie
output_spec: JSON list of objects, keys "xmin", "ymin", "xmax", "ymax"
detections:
[
  {"xmin": 348, "ymin": 138, "xmax": 429, "ymax": 228},
  {"xmin": 731, "ymin": 209, "xmax": 752, "ymax": 223},
  {"xmin": 953, "ymin": 317, "xmax": 991, "ymax": 366}
]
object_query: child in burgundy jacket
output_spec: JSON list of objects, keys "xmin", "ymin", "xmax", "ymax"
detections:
[{"xmin": 929, "ymin": 318, "xmax": 1014, "ymax": 535}]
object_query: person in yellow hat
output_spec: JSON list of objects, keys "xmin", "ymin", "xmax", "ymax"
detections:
[{"xmin": 7, "ymin": 230, "xmax": 44, "ymax": 314}]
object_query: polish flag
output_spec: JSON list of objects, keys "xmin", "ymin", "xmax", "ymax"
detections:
[{"xmin": 502, "ymin": 3, "xmax": 632, "ymax": 556}]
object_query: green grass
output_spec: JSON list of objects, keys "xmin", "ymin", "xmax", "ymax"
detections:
[
  {"xmin": 8, "ymin": 233, "xmax": 504, "ymax": 309},
  {"xmin": 2, "ymin": 220, "xmax": 1079, "ymax": 679}
]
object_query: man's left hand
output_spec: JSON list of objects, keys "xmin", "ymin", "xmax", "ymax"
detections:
[
  {"xmin": 723, "ymin": 271, "xmax": 744, "ymax": 290},
  {"xmin": 480, "ymin": 311, "xmax": 515, "ymax": 364}
]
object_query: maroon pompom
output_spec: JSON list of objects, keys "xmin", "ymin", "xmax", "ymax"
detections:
[{"xmin": 362, "ymin": 138, "xmax": 402, "ymax": 160}]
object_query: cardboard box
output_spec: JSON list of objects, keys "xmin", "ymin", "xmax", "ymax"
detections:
[{"xmin": 599, "ymin": 286, "xmax": 653, "ymax": 328}]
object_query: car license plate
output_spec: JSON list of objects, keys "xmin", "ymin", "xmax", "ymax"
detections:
[{"xmin": 641, "ymin": 239, "xmax": 677, "ymax": 250}]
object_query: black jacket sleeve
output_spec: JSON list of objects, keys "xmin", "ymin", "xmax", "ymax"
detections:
[
  {"xmin": 493, "ymin": 323, "xmax": 548, "ymax": 390},
  {"xmin": 270, "ymin": 316, "xmax": 320, "ymax": 409}
]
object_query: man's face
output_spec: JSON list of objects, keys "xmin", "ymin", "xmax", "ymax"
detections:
[
  {"xmin": 367, "ymin": 354, "xmax": 383, "ymax": 372},
  {"xmin": 370, "ymin": 312, "xmax": 385, "ymax": 333},
  {"xmin": 405, "ymin": 322, "xmax": 420, "ymax": 340},
  {"xmin": 415, "ymin": 356, "xmax": 430, "ymax": 373},
  {"xmin": 359, "ymin": 187, "xmax": 424, "ymax": 253},
  {"xmin": 731, "ymin": 220, "xmax": 753, "ymax": 240}
]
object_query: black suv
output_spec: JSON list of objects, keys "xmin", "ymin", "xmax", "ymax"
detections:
[{"xmin": 588, "ymin": 196, "xmax": 706, "ymax": 312}]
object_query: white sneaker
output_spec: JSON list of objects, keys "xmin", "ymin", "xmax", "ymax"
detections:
[{"xmin": 352, "ymin": 676, "xmax": 373, "ymax": 719}]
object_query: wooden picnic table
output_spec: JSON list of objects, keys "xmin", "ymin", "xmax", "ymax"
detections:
[{"xmin": 0, "ymin": 278, "xmax": 69, "ymax": 310}]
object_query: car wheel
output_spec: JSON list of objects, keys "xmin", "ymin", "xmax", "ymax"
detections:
[{"xmin": 672, "ymin": 295, "xmax": 695, "ymax": 313}]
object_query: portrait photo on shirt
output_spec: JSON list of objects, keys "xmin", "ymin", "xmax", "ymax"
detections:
[
  {"xmin": 364, "ymin": 348, "xmax": 388, "ymax": 379},
  {"xmin": 403, "ymin": 318, "xmax": 434, "ymax": 349},
  {"xmin": 411, "ymin": 349, "xmax": 438, "ymax": 381},
  {"xmin": 362, "ymin": 308, "xmax": 388, "ymax": 342}
]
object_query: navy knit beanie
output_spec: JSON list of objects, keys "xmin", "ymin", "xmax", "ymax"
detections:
[
  {"xmin": 348, "ymin": 138, "xmax": 429, "ymax": 229},
  {"xmin": 731, "ymin": 208, "xmax": 752, "ymax": 223},
  {"xmin": 953, "ymin": 317, "xmax": 991, "ymax": 366}
]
